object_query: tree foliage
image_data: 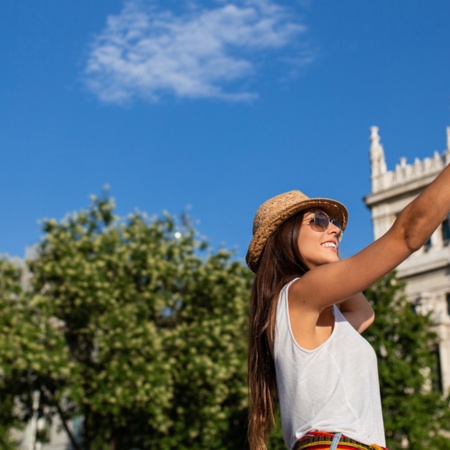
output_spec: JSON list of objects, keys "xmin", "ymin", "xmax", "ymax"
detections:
[
  {"xmin": 0, "ymin": 257, "xmax": 28, "ymax": 449},
  {"xmin": 364, "ymin": 271, "xmax": 450, "ymax": 450},
  {"xmin": 1, "ymin": 193, "xmax": 253, "ymax": 449}
]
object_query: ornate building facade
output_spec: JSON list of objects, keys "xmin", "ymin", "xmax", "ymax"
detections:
[{"xmin": 364, "ymin": 126, "xmax": 450, "ymax": 394}]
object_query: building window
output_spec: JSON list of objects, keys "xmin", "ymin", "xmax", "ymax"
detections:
[
  {"xmin": 447, "ymin": 293, "xmax": 450, "ymax": 316},
  {"xmin": 442, "ymin": 217, "xmax": 450, "ymax": 244},
  {"xmin": 432, "ymin": 346, "xmax": 443, "ymax": 393}
]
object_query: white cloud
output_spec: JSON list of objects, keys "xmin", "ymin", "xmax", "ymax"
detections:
[{"xmin": 84, "ymin": 0, "xmax": 310, "ymax": 104}]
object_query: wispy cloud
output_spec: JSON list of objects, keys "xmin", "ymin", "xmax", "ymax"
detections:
[{"xmin": 84, "ymin": 0, "xmax": 310, "ymax": 104}]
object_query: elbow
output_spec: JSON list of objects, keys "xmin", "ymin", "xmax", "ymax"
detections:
[
  {"xmin": 397, "ymin": 224, "xmax": 427, "ymax": 254},
  {"xmin": 391, "ymin": 207, "xmax": 430, "ymax": 254},
  {"xmin": 399, "ymin": 211, "xmax": 434, "ymax": 254},
  {"xmin": 359, "ymin": 311, "xmax": 375, "ymax": 334},
  {"xmin": 405, "ymin": 235, "xmax": 428, "ymax": 254},
  {"xmin": 366, "ymin": 306, "xmax": 375, "ymax": 327},
  {"xmin": 406, "ymin": 241, "xmax": 422, "ymax": 254}
]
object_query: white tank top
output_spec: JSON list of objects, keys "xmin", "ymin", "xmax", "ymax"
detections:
[{"xmin": 274, "ymin": 279, "xmax": 386, "ymax": 450}]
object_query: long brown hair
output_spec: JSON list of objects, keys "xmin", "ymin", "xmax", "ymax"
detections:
[{"xmin": 247, "ymin": 211, "xmax": 310, "ymax": 450}]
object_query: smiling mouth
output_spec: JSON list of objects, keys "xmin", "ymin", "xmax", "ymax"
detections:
[{"xmin": 322, "ymin": 242, "xmax": 337, "ymax": 250}]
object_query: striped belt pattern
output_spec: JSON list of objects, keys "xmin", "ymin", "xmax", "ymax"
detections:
[{"xmin": 293, "ymin": 431, "xmax": 388, "ymax": 450}]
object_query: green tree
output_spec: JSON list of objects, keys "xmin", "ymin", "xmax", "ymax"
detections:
[
  {"xmin": 17, "ymin": 192, "xmax": 253, "ymax": 450},
  {"xmin": 364, "ymin": 271, "xmax": 450, "ymax": 450},
  {"xmin": 0, "ymin": 257, "xmax": 26, "ymax": 449}
]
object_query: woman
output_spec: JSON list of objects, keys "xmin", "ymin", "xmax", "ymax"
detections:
[{"xmin": 246, "ymin": 163, "xmax": 450, "ymax": 450}]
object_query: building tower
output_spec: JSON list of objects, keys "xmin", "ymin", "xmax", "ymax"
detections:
[{"xmin": 364, "ymin": 126, "xmax": 450, "ymax": 394}]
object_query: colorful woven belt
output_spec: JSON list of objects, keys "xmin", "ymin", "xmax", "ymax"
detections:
[{"xmin": 293, "ymin": 431, "xmax": 387, "ymax": 450}]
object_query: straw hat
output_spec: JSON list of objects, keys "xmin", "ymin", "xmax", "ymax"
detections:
[{"xmin": 246, "ymin": 190, "xmax": 348, "ymax": 273}]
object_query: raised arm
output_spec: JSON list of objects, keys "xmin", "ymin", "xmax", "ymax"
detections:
[{"xmin": 292, "ymin": 161, "xmax": 450, "ymax": 311}]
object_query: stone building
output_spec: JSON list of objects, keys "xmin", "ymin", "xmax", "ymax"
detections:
[{"xmin": 364, "ymin": 126, "xmax": 450, "ymax": 395}]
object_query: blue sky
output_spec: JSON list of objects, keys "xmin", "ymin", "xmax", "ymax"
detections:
[{"xmin": 1, "ymin": 0, "xmax": 449, "ymax": 263}]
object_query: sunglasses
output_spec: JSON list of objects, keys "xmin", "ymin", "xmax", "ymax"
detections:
[{"xmin": 305, "ymin": 210, "xmax": 343, "ymax": 242}]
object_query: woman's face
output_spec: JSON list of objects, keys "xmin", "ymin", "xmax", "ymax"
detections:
[{"xmin": 297, "ymin": 209, "xmax": 342, "ymax": 268}]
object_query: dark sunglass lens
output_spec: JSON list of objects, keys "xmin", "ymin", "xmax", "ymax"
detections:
[
  {"xmin": 331, "ymin": 218, "xmax": 342, "ymax": 231},
  {"xmin": 313, "ymin": 212, "xmax": 329, "ymax": 231}
]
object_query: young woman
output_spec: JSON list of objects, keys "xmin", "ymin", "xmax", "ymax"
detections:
[{"xmin": 246, "ymin": 163, "xmax": 450, "ymax": 450}]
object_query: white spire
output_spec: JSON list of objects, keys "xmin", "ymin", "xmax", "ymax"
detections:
[{"xmin": 369, "ymin": 126, "xmax": 387, "ymax": 191}]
